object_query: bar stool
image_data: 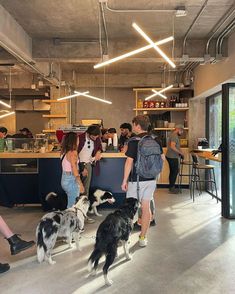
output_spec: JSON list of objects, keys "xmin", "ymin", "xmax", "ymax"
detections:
[
  {"xmin": 178, "ymin": 159, "xmax": 194, "ymax": 195},
  {"xmin": 190, "ymin": 153, "xmax": 219, "ymax": 202}
]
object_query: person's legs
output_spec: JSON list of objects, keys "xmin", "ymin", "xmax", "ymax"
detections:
[
  {"xmin": 166, "ymin": 157, "xmax": 179, "ymax": 189},
  {"xmin": 139, "ymin": 200, "xmax": 151, "ymax": 239},
  {"xmin": 83, "ymin": 163, "xmax": 92, "ymax": 195},
  {"xmin": 61, "ymin": 174, "xmax": 80, "ymax": 208},
  {"xmin": 0, "ymin": 216, "xmax": 14, "ymax": 239}
]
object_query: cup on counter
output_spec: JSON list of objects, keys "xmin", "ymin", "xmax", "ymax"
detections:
[
  {"xmin": 101, "ymin": 142, "xmax": 107, "ymax": 152},
  {"xmin": 198, "ymin": 146, "xmax": 202, "ymax": 150},
  {"xmin": 40, "ymin": 146, "xmax": 46, "ymax": 153}
]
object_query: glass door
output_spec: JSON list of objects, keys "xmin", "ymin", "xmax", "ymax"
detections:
[{"xmin": 222, "ymin": 83, "xmax": 235, "ymax": 218}]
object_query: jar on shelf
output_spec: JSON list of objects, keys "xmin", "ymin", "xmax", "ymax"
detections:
[
  {"xmin": 160, "ymin": 101, "xmax": 165, "ymax": 108},
  {"xmin": 155, "ymin": 101, "xmax": 160, "ymax": 108},
  {"xmin": 148, "ymin": 101, "xmax": 155, "ymax": 108},
  {"xmin": 137, "ymin": 99, "xmax": 143, "ymax": 108},
  {"xmin": 143, "ymin": 101, "xmax": 148, "ymax": 108}
]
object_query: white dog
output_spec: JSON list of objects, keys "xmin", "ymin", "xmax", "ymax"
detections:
[{"xmin": 36, "ymin": 195, "xmax": 89, "ymax": 265}]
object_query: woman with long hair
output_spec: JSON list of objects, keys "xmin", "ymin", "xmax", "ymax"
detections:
[{"xmin": 61, "ymin": 132, "xmax": 85, "ymax": 207}]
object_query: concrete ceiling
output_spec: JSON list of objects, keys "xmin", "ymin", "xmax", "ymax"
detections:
[
  {"xmin": 0, "ymin": 0, "xmax": 234, "ymax": 39},
  {"xmin": 0, "ymin": 0, "xmax": 234, "ymax": 85}
]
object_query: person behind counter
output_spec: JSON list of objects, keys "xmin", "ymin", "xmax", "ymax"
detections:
[
  {"xmin": 0, "ymin": 127, "xmax": 8, "ymax": 138},
  {"xmin": 19, "ymin": 128, "xmax": 33, "ymax": 138},
  {"xmin": 78, "ymin": 125, "xmax": 102, "ymax": 223},
  {"xmin": 119, "ymin": 123, "xmax": 135, "ymax": 152},
  {"xmin": 61, "ymin": 132, "xmax": 85, "ymax": 208},
  {"xmin": 165, "ymin": 124, "xmax": 185, "ymax": 194},
  {"xmin": 101, "ymin": 128, "xmax": 109, "ymax": 143}
]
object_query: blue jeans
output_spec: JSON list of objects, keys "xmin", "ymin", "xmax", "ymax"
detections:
[{"xmin": 61, "ymin": 173, "xmax": 80, "ymax": 208}]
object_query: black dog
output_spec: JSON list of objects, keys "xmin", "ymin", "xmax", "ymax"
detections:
[
  {"xmin": 45, "ymin": 192, "xmax": 67, "ymax": 211},
  {"xmin": 88, "ymin": 197, "xmax": 138, "ymax": 286}
]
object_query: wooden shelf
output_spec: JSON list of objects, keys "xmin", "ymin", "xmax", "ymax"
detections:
[
  {"xmin": 154, "ymin": 128, "xmax": 189, "ymax": 131},
  {"xmin": 133, "ymin": 87, "xmax": 193, "ymax": 92},
  {"xmin": 42, "ymin": 129, "xmax": 56, "ymax": 133},
  {"xmin": 42, "ymin": 100, "xmax": 67, "ymax": 103},
  {"xmin": 133, "ymin": 107, "xmax": 189, "ymax": 111},
  {"xmin": 42, "ymin": 114, "xmax": 67, "ymax": 118}
]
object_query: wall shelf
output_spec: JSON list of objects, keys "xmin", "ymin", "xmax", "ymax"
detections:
[
  {"xmin": 42, "ymin": 114, "xmax": 67, "ymax": 118},
  {"xmin": 42, "ymin": 100, "xmax": 67, "ymax": 103},
  {"xmin": 133, "ymin": 107, "xmax": 189, "ymax": 111},
  {"xmin": 154, "ymin": 128, "xmax": 189, "ymax": 131},
  {"xmin": 133, "ymin": 87, "xmax": 193, "ymax": 92},
  {"xmin": 42, "ymin": 129, "xmax": 56, "ymax": 133}
]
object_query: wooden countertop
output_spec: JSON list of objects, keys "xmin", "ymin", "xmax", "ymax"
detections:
[
  {"xmin": 193, "ymin": 149, "xmax": 222, "ymax": 162},
  {"xmin": 0, "ymin": 152, "xmax": 126, "ymax": 159}
]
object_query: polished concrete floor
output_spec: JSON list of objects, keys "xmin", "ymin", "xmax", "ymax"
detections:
[{"xmin": 0, "ymin": 189, "xmax": 235, "ymax": 294}]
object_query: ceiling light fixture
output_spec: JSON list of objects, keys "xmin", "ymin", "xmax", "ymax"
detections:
[
  {"xmin": 74, "ymin": 91, "xmax": 112, "ymax": 104},
  {"xmin": 0, "ymin": 100, "xmax": 12, "ymax": 108},
  {"xmin": 94, "ymin": 36, "xmax": 173, "ymax": 69},
  {"xmin": 57, "ymin": 91, "xmax": 89, "ymax": 101},
  {"xmin": 132, "ymin": 23, "xmax": 176, "ymax": 68},
  {"xmin": 145, "ymin": 84, "xmax": 173, "ymax": 101},
  {"xmin": 0, "ymin": 111, "xmax": 15, "ymax": 119}
]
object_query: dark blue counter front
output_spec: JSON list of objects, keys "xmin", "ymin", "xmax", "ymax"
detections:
[{"xmin": 0, "ymin": 156, "xmax": 126, "ymax": 209}]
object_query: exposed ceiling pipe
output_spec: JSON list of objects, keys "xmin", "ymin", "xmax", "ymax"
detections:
[
  {"xmin": 0, "ymin": 40, "xmax": 59, "ymax": 86},
  {"xmin": 182, "ymin": 0, "xmax": 208, "ymax": 56},
  {"xmin": 99, "ymin": 1, "xmax": 109, "ymax": 55},
  {"xmin": 206, "ymin": 6, "xmax": 235, "ymax": 54},
  {"xmin": 104, "ymin": 1, "xmax": 176, "ymax": 13},
  {"xmin": 218, "ymin": 20, "xmax": 235, "ymax": 54},
  {"xmin": 215, "ymin": 19, "xmax": 235, "ymax": 55}
]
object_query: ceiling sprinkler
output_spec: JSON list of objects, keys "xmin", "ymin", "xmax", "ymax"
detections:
[{"xmin": 175, "ymin": 6, "xmax": 187, "ymax": 17}]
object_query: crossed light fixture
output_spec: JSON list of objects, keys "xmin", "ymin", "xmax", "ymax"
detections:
[
  {"xmin": 57, "ymin": 91, "xmax": 89, "ymax": 101},
  {"xmin": 145, "ymin": 84, "xmax": 174, "ymax": 101},
  {"xmin": 132, "ymin": 23, "xmax": 176, "ymax": 68},
  {"xmin": 94, "ymin": 36, "xmax": 174, "ymax": 69},
  {"xmin": 0, "ymin": 111, "xmax": 15, "ymax": 119},
  {"xmin": 74, "ymin": 91, "xmax": 112, "ymax": 104},
  {"xmin": 0, "ymin": 100, "xmax": 11, "ymax": 108}
]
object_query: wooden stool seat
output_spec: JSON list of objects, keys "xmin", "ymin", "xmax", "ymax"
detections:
[{"xmin": 195, "ymin": 164, "xmax": 215, "ymax": 169}]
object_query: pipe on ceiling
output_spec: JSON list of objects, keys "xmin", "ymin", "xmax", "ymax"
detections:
[
  {"xmin": 218, "ymin": 20, "xmax": 235, "ymax": 54},
  {"xmin": 100, "ymin": 2, "xmax": 109, "ymax": 55},
  {"xmin": 182, "ymin": 0, "xmax": 208, "ymax": 56},
  {"xmin": 0, "ymin": 40, "xmax": 59, "ymax": 86},
  {"xmin": 105, "ymin": 1, "xmax": 176, "ymax": 13},
  {"xmin": 206, "ymin": 6, "xmax": 235, "ymax": 54}
]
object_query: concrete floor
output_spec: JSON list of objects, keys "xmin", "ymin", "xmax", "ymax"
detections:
[{"xmin": 0, "ymin": 189, "xmax": 235, "ymax": 294}]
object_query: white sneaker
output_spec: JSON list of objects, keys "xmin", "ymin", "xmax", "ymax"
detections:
[{"xmin": 139, "ymin": 236, "xmax": 148, "ymax": 247}]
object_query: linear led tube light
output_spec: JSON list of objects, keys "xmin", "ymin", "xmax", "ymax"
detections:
[
  {"xmin": 57, "ymin": 91, "xmax": 89, "ymax": 101},
  {"xmin": 94, "ymin": 36, "xmax": 173, "ymax": 69},
  {"xmin": 0, "ymin": 111, "xmax": 15, "ymax": 119},
  {"xmin": 0, "ymin": 100, "xmax": 11, "ymax": 108},
  {"xmin": 132, "ymin": 23, "xmax": 176, "ymax": 68},
  {"xmin": 74, "ymin": 91, "xmax": 112, "ymax": 104},
  {"xmin": 152, "ymin": 90, "xmax": 167, "ymax": 99},
  {"xmin": 145, "ymin": 84, "xmax": 173, "ymax": 101}
]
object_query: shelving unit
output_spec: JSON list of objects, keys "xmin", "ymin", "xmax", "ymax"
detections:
[
  {"xmin": 42, "ymin": 114, "xmax": 67, "ymax": 118},
  {"xmin": 42, "ymin": 129, "xmax": 56, "ymax": 133},
  {"xmin": 154, "ymin": 128, "xmax": 189, "ymax": 131},
  {"xmin": 133, "ymin": 107, "xmax": 189, "ymax": 111},
  {"xmin": 42, "ymin": 100, "xmax": 67, "ymax": 103}
]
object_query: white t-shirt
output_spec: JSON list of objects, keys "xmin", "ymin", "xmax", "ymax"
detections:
[{"xmin": 79, "ymin": 134, "xmax": 94, "ymax": 163}]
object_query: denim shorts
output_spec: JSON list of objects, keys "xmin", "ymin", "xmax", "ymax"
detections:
[{"xmin": 61, "ymin": 172, "xmax": 80, "ymax": 208}]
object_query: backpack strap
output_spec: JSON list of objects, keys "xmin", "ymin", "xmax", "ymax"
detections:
[{"xmin": 60, "ymin": 153, "xmax": 66, "ymax": 162}]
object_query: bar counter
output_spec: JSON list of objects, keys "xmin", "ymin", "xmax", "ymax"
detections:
[{"xmin": 193, "ymin": 149, "xmax": 222, "ymax": 162}]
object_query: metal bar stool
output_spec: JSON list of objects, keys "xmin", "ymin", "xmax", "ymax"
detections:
[
  {"xmin": 190, "ymin": 154, "xmax": 219, "ymax": 202},
  {"xmin": 178, "ymin": 158, "xmax": 193, "ymax": 195}
]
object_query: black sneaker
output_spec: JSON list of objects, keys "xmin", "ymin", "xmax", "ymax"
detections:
[
  {"xmin": 133, "ymin": 222, "xmax": 141, "ymax": 231},
  {"xmin": 150, "ymin": 219, "xmax": 156, "ymax": 226},
  {"xmin": 0, "ymin": 263, "xmax": 10, "ymax": 274}
]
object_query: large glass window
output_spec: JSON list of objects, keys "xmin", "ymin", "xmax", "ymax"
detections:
[
  {"xmin": 229, "ymin": 86, "xmax": 235, "ymax": 216},
  {"xmin": 206, "ymin": 92, "xmax": 222, "ymax": 200}
]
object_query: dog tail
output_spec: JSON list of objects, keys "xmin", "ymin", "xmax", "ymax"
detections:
[
  {"xmin": 88, "ymin": 248, "xmax": 103, "ymax": 272},
  {"xmin": 45, "ymin": 192, "xmax": 57, "ymax": 201},
  {"xmin": 36, "ymin": 223, "xmax": 46, "ymax": 263}
]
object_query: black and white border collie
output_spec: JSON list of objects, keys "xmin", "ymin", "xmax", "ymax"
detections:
[
  {"xmin": 88, "ymin": 189, "xmax": 115, "ymax": 216},
  {"xmin": 36, "ymin": 195, "xmax": 89, "ymax": 265},
  {"xmin": 45, "ymin": 192, "xmax": 67, "ymax": 211},
  {"xmin": 88, "ymin": 197, "xmax": 139, "ymax": 286}
]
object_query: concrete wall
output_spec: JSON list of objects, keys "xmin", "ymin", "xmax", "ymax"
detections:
[
  {"xmin": 194, "ymin": 32, "xmax": 235, "ymax": 97},
  {"xmin": 71, "ymin": 87, "xmax": 134, "ymax": 133}
]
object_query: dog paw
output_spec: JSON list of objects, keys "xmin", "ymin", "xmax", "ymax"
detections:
[
  {"xmin": 49, "ymin": 260, "xmax": 56, "ymax": 265},
  {"xmin": 105, "ymin": 279, "xmax": 113, "ymax": 286},
  {"xmin": 96, "ymin": 213, "xmax": 103, "ymax": 217},
  {"xmin": 126, "ymin": 254, "xmax": 132, "ymax": 261},
  {"xmin": 87, "ymin": 261, "xmax": 93, "ymax": 272},
  {"xmin": 91, "ymin": 269, "xmax": 97, "ymax": 276}
]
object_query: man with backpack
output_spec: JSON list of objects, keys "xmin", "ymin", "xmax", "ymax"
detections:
[{"xmin": 121, "ymin": 115, "xmax": 163, "ymax": 247}]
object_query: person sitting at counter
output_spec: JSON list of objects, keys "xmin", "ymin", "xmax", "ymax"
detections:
[
  {"xmin": 78, "ymin": 125, "xmax": 102, "ymax": 223},
  {"xmin": 19, "ymin": 128, "xmax": 33, "ymax": 138},
  {"xmin": 165, "ymin": 124, "xmax": 185, "ymax": 194},
  {"xmin": 61, "ymin": 132, "xmax": 85, "ymax": 208},
  {"xmin": 119, "ymin": 123, "xmax": 135, "ymax": 152},
  {"xmin": 0, "ymin": 127, "xmax": 8, "ymax": 138}
]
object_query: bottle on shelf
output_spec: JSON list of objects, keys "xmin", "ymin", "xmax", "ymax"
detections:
[
  {"xmin": 184, "ymin": 118, "xmax": 188, "ymax": 128},
  {"xmin": 137, "ymin": 99, "xmax": 143, "ymax": 108}
]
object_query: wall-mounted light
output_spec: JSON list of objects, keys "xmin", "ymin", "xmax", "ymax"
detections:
[
  {"xmin": 0, "ymin": 111, "xmax": 15, "ymax": 119},
  {"xmin": 57, "ymin": 91, "xmax": 89, "ymax": 101},
  {"xmin": 0, "ymin": 100, "xmax": 11, "ymax": 108},
  {"xmin": 132, "ymin": 23, "xmax": 176, "ymax": 68},
  {"xmin": 145, "ymin": 84, "xmax": 173, "ymax": 101},
  {"xmin": 94, "ymin": 36, "xmax": 173, "ymax": 69},
  {"xmin": 74, "ymin": 91, "xmax": 112, "ymax": 104}
]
